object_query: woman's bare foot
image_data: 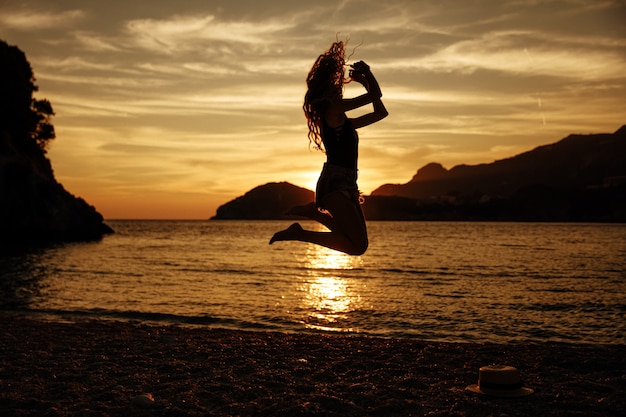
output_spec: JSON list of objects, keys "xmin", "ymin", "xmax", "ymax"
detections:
[{"xmin": 269, "ymin": 223, "xmax": 304, "ymax": 244}]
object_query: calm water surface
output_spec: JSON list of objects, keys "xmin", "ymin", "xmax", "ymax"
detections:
[{"xmin": 1, "ymin": 221, "xmax": 624, "ymax": 344}]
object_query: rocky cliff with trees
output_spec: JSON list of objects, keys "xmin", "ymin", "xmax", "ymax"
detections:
[{"xmin": 1, "ymin": 40, "xmax": 112, "ymax": 247}]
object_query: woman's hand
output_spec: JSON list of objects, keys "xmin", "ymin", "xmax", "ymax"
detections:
[
  {"xmin": 351, "ymin": 71, "xmax": 368, "ymax": 86},
  {"xmin": 349, "ymin": 61, "xmax": 371, "ymax": 87},
  {"xmin": 351, "ymin": 61, "xmax": 370, "ymax": 75}
]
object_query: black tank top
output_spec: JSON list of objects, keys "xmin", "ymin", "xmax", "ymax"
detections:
[{"xmin": 321, "ymin": 119, "xmax": 359, "ymax": 171}]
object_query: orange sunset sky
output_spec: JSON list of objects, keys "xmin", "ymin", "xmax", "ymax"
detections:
[{"xmin": 1, "ymin": 0, "xmax": 625, "ymax": 219}]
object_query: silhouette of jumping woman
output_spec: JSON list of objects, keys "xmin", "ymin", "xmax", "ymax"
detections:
[{"xmin": 270, "ymin": 40, "xmax": 388, "ymax": 255}]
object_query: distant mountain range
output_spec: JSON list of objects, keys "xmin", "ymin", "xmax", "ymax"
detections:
[{"xmin": 211, "ymin": 125, "xmax": 626, "ymax": 222}]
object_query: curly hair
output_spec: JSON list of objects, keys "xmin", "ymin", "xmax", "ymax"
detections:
[{"xmin": 303, "ymin": 41, "xmax": 347, "ymax": 152}]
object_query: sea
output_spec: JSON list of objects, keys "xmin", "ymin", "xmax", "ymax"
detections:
[{"xmin": 1, "ymin": 220, "xmax": 625, "ymax": 344}]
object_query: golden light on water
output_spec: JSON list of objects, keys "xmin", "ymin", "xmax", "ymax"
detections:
[
  {"xmin": 304, "ymin": 245, "xmax": 361, "ymax": 271},
  {"xmin": 299, "ymin": 244, "xmax": 364, "ymax": 332}
]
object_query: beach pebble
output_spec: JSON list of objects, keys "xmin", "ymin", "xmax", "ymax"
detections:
[{"xmin": 131, "ymin": 393, "xmax": 155, "ymax": 408}]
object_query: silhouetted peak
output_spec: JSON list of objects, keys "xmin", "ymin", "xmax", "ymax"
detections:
[
  {"xmin": 211, "ymin": 182, "xmax": 313, "ymax": 220},
  {"xmin": 249, "ymin": 181, "xmax": 306, "ymax": 192},
  {"xmin": 410, "ymin": 162, "xmax": 447, "ymax": 182},
  {"xmin": 614, "ymin": 125, "xmax": 626, "ymax": 138}
]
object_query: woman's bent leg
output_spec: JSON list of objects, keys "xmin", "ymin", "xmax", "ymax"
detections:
[
  {"xmin": 322, "ymin": 192, "xmax": 368, "ymax": 254},
  {"xmin": 269, "ymin": 192, "xmax": 368, "ymax": 255},
  {"xmin": 286, "ymin": 202, "xmax": 338, "ymax": 231}
]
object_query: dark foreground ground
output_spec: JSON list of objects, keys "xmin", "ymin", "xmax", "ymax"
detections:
[{"xmin": 1, "ymin": 316, "xmax": 624, "ymax": 416}]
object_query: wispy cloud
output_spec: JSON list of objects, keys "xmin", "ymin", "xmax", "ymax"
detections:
[
  {"xmin": 0, "ymin": 8, "xmax": 85, "ymax": 30},
  {"xmin": 386, "ymin": 30, "xmax": 625, "ymax": 81},
  {"xmin": 124, "ymin": 14, "xmax": 295, "ymax": 55},
  {"xmin": 72, "ymin": 31, "xmax": 122, "ymax": 52}
]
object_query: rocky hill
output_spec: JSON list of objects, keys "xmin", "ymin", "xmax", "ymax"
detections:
[
  {"xmin": 212, "ymin": 126, "xmax": 626, "ymax": 222},
  {"xmin": 1, "ymin": 41, "xmax": 113, "ymax": 247},
  {"xmin": 372, "ymin": 125, "xmax": 626, "ymax": 200},
  {"xmin": 211, "ymin": 182, "xmax": 313, "ymax": 220}
]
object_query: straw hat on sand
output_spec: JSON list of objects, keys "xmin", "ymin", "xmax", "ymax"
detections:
[{"xmin": 466, "ymin": 365, "xmax": 534, "ymax": 397}]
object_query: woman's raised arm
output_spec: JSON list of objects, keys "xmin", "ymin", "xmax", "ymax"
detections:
[{"xmin": 343, "ymin": 62, "xmax": 388, "ymax": 128}]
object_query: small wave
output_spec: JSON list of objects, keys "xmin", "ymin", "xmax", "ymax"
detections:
[
  {"xmin": 210, "ymin": 268, "xmax": 272, "ymax": 276},
  {"xmin": 3, "ymin": 307, "xmax": 226, "ymax": 326},
  {"xmin": 380, "ymin": 268, "xmax": 430, "ymax": 275},
  {"xmin": 520, "ymin": 301, "xmax": 621, "ymax": 313},
  {"xmin": 1, "ymin": 306, "xmax": 304, "ymax": 333},
  {"xmin": 377, "ymin": 268, "xmax": 461, "ymax": 277}
]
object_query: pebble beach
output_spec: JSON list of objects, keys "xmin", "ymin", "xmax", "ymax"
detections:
[{"xmin": 1, "ymin": 316, "xmax": 624, "ymax": 416}]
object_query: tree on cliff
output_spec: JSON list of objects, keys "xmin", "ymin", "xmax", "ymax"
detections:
[
  {"xmin": 0, "ymin": 40, "xmax": 56, "ymax": 154},
  {"xmin": 1, "ymin": 40, "xmax": 113, "ymax": 244}
]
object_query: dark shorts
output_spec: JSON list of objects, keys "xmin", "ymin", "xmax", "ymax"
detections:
[{"xmin": 315, "ymin": 163, "xmax": 361, "ymax": 209}]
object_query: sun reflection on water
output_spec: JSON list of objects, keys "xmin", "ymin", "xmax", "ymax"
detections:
[
  {"xmin": 304, "ymin": 244, "xmax": 362, "ymax": 271},
  {"xmin": 299, "ymin": 244, "xmax": 364, "ymax": 332}
]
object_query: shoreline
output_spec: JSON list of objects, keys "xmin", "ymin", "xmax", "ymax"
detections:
[{"xmin": 1, "ymin": 317, "xmax": 625, "ymax": 416}]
